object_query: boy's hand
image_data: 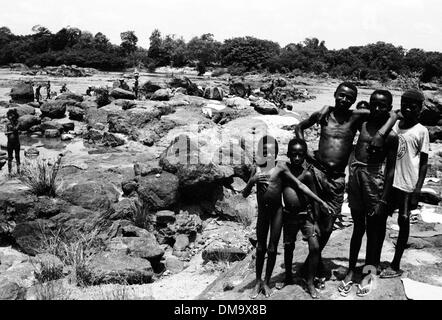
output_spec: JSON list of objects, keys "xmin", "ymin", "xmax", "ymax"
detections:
[
  {"xmin": 320, "ymin": 202, "xmax": 334, "ymax": 216},
  {"xmin": 369, "ymin": 201, "xmax": 387, "ymax": 217},
  {"xmin": 314, "ymin": 223, "xmax": 322, "ymax": 237}
]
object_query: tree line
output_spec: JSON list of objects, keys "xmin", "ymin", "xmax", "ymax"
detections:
[{"xmin": 0, "ymin": 26, "xmax": 441, "ymax": 82}]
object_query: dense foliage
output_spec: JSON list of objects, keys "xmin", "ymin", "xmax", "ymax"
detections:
[{"xmin": 1, "ymin": 26, "xmax": 441, "ymax": 82}]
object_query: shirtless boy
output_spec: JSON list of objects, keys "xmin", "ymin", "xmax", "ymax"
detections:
[
  {"xmin": 338, "ymin": 90, "xmax": 398, "ymax": 297},
  {"xmin": 242, "ymin": 135, "xmax": 332, "ymax": 298},
  {"xmin": 275, "ymin": 138, "xmax": 323, "ymax": 298},
  {"xmin": 5, "ymin": 109, "xmax": 21, "ymax": 176}
]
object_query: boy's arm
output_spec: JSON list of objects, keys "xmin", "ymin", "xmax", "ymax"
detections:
[
  {"xmin": 372, "ymin": 133, "xmax": 398, "ymax": 216},
  {"xmin": 241, "ymin": 166, "xmax": 257, "ymax": 198},
  {"xmin": 303, "ymin": 171, "xmax": 321, "ymax": 221},
  {"xmin": 281, "ymin": 164, "xmax": 332, "ymax": 215},
  {"xmin": 294, "ymin": 110, "xmax": 322, "ymax": 140},
  {"xmin": 411, "ymin": 128, "xmax": 430, "ymax": 208},
  {"xmin": 370, "ymin": 110, "xmax": 402, "ymax": 148},
  {"xmin": 411, "ymin": 152, "xmax": 429, "ymax": 208}
]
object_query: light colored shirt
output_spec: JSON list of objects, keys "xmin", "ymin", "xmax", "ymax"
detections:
[{"xmin": 393, "ymin": 122, "xmax": 429, "ymax": 193}]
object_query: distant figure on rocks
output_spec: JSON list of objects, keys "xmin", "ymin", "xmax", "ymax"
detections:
[
  {"xmin": 35, "ymin": 84, "xmax": 42, "ymax": 103},
  {"xmin": 133, "ymin": 74, "xmax": 139, "ymax": 99},
  {"xmin": 46, "ymin": 81, "xmax": 51, "ymax": 99},
  {"xmin": 86, "ymin": 86, "xmax": 93, "ymax": 96},
  {"xmin": 60, "ymin": 83, "xmax": 67, "ymax": 93},
  {"xmin": 5, "ymin": 109, "xmax": 21, "ymax": 176},
  {"xmin": 242, "ymin": 135, "xmax": 332, "ymax": 299}
]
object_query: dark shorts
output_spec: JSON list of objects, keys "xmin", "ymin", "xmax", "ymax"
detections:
[
  {"xmin": 283, "ymin": 207, "xmax": 317, "ymax": 243},
  {"xmin": 7, "ymin": 143, "xmax": 20, "ymax": 160},
  {"xmin": 347, "ymin": 162, "xmax": 384, "ymax": 213},
  {"xmin": 308, "ymin": 163, "xmax": 345, "ymax": 218},
  {"xmin": 386, "ymin": 187, "xmax": 412, "ymax": 216}
]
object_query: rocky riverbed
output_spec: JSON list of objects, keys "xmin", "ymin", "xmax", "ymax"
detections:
[{"xmin": 0, "ymin": 68, "xmax": 441, "ymax": 300}]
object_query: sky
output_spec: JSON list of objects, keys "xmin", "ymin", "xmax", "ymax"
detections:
[{"xmin": 1, "ymin": 0, "xmax": 441, "ymax": 52}]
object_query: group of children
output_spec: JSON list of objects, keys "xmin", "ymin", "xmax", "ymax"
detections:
[{"xmin": 242, "ymin": 82, "xmax": 429, "ymax": 299}]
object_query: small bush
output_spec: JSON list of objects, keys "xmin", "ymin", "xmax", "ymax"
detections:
[
  {"xmin": 34, "ymin": 263, "xmax": 64, "ymax": 283},
  {"xmin": 35, "ymin": 226, "xmax": 105, "ymax": 287},
  {"xmin": 131, "ymin": 199, "xmax": 155, "ymax": 232},
  {"xmin": 94, "ymin": 87, "xmax": 110, "ymax": 107},
  {"xmin": 33, "ymin": 281, "xmax": 72, "ymax": 300},
  {"xmin": 19, "ymin": 155, "xmax": 62, "ymax": 197}
]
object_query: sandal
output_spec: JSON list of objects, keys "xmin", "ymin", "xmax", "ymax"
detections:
[
  {"xmin": 379, "ymin": 267, "xmax": 403, "ymax": 279},
  {"xmin": 315, "ymin": 277, "xmax": 326, "ymax": 290},
  {"xmin": 337, "ymin": 280, "xmax": 353, "ymax": 296},
  {"xmin": 356, "ymin": 277, "xmax": 373, "ymax": 297}
]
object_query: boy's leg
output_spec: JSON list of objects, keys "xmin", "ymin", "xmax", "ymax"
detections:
[
  {"xmin": 251, "ymin": 206, "xmax": 269, "ymax": 298},
  {"xmin": 339, "ymin": 208, "xmax": 365, "ymax": 292},
  {"xmin": 380, "ymin": 190, "xmax": 409, "ymax": 278},
  {"xmin": 15, "ymin": 145, "xmax": 20, "ymax": 174},
  {"xmin": 276, "ymin": 209, "xmax": 297, "ymax": 289},
  {"xmin": 304, "ymin": 220, "xmax": 320, "ymax": 299},
  {"xmin": 391, "ymin": 191, "xmax": 411, "ymax": 271},
  {"xmin": 7, "ymin": 145, "xmax": 13, "ymax": 175},
  {"xmin": 263, "ymin": 206, "xmax": 283, "ymax": 297}
]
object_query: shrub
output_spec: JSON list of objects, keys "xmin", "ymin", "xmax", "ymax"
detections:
[
  {"xmin": 19, "ymin": 155, "xmax": 62, "ymax": 197},
  {"xmin": 35, "ymin": 226, "xmax": 105, "ymax": 287}
]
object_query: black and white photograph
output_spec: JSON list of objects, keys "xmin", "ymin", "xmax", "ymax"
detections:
[{"xmin": 0, "ymin": 0, "xmax": 441, "ymax": 305}]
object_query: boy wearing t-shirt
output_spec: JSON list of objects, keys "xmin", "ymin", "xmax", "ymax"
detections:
[{"xmin": 377, "ymin": 89, "xmax": 429, "ymax": 278}]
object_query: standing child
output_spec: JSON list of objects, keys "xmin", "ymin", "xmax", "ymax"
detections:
[
  {"xmin": 35, "ymin": 84, "xmax": 42, "ymax": 103},
  {"xmin": 275, "ymin": 138, "xmax": 324, "ymax": 299},
  {"xmin": 338, "ymin": 90, "xmax": 398, "ymax": 297},
  {"xmin": 46, "ymin": 81, "xmax": 51, "ymax": 100},
  {"xmin": 242, "ymin": 135, "xmax": 332, "ymax": 298},
  {"xmin": 378, "ymin": 89, "xmax": 429, "ymax": 278},
  {"xmin": 5, "ymin": 109, "xmax": 21, "ymax": 176}
]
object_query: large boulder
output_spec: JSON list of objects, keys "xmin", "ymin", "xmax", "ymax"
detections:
[
  {"xmin": 9, "ymin": 104, "xmax": 35, "ymax": 117},
  {"xmin": 55, "ymin": 92, "xmax": 83, "ymax": 102},
  {"xmin": 40, "ymin": 101, "xmax": 68, "ymax": 118},
  {"xmin": 88, "ymin": 251, "xmax": 153, "ymax": 285},
  {"xmin": 110, "ymin": 88, "xmax": 135, "ymax": 100},
  {"xmin": 151, "ymin": 89, "xmax": 172, "ymax": 101},
  {"xmin": 10, "ymin": 82, "xmax": 34, "ymax": 103},
  {"xmin": 108, "ymin": 114, "xmax": 132, "ymax": 134},
  {"xmin": 428, "ymin": 126, "xmax": 442, "ymax": 142},
  {"xmin": 68, "ymin": 107, "xmax": 85, "ymax": 121},
  {"xmin": 0, "ymin": 278, "xmax": 24, "ymax": 300},
  {"xmin": 17, "ymin": 115, "xmax": 41, "ymax": 131},
  {"xmin": 421, "ymin": 91, "xmax": 442, "ymax": 126},
  {"xmin": 252, "ymin": 99, "xmax": 278, "ymax": 115},
  {"xmin": 102, "ymin": 132, "xmax": 125, "ymax": 147},
  {"xmin": 229, "ymin": 82, "xmax": 250, "ymax": 98},
  {"xmin": 225, "ymin": 97, "xmax": 251, "ymax": 110},
  {"xmin": 107, "ymin": 235, "xmax": 164, "ymax": 262},
  {"xmin": 137, "ymin": 172, "xmax": 179, "ymax": 211},
  {"xmin": 40, "ymin": 120, "xmax": 63, "ymax": 133},
  {"xmin": 203, "ymin": 87, "xmax": 224, "ymax": 101},
  {"xmin": 60, "ymin": 181, "xmax": 120, "ymax": 211}
]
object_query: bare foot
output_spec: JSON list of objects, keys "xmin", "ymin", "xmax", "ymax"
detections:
[
  {"xmin": 275, "ymin": 277, "xmax": 295, "ymax": 290},
  {"xmin": 250, "ymin": 280, "xmax": 262, "ymax": 299},
  {"xmin": 262, "ymin": 283, "xmax": 273, "ymax": 298},
  {"xmin": 307, "ymin": 282, "xmax": 319, "ymax": 299}
]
